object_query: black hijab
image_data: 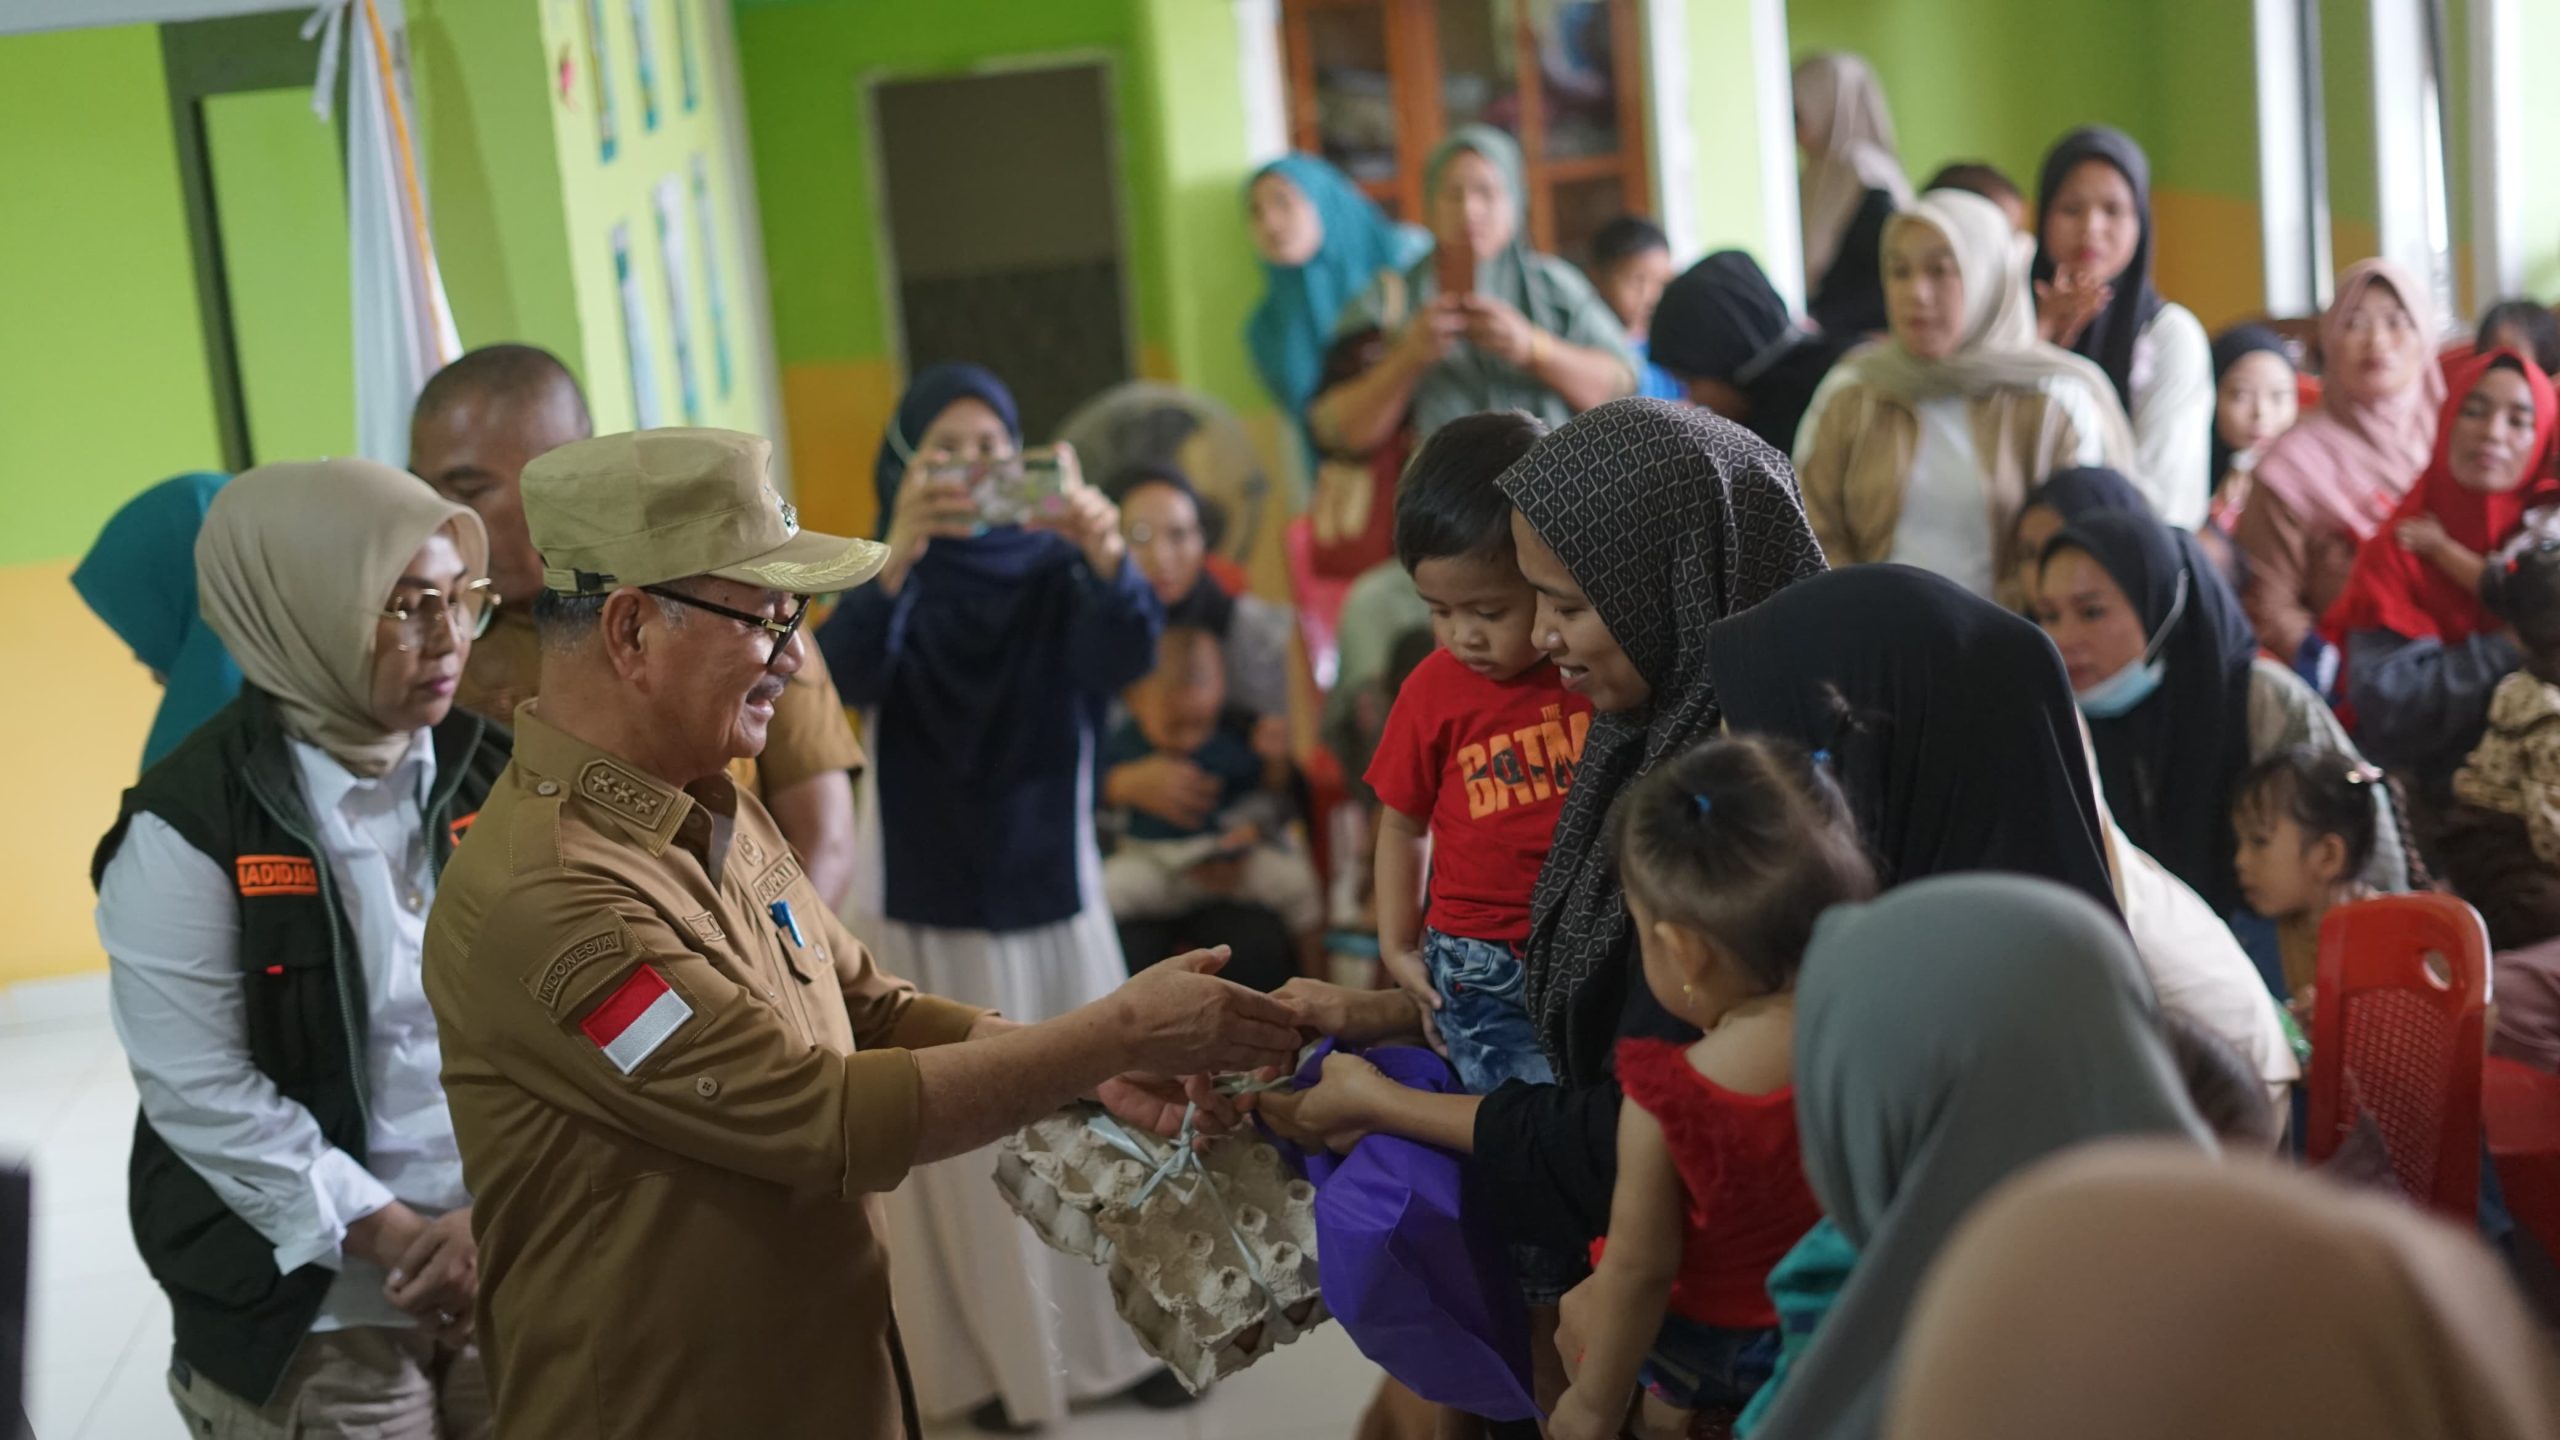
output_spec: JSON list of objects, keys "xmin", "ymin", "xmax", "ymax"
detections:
[
  {"xmin": 1649, "ymin": 250, "xmax": 1856, "ymax": 453},
  {"xmin": 2044, "ymin": 510, "xmax": 2257, "ymax": 912},
  {"xmin": 2026, "ymin": 465, "xmax": 2155, "ymax": 526},
  {"xmin": 1497, "ymin": 398, "xmax": 1828, "ymax": 1081},
  {"xmin": 1710, "ymin": 564, "xmax": 2118, "ymax": 913},
  {"xmin": 2034, "ymin": 126, "xmax": 2166, "ymax": 415},
  {"xmin": 1807, "ymin": 186, "xmax": 1895, "ymax": 340},
  {"xmin": 1105, "ymin": 463, "xmax": 1236, "ymax": 635},
  {"xmin": 2208, "ymin": 324, "xmax": 2295, "ymax": 493}
]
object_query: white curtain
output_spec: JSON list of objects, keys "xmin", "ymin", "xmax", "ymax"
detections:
[{"xmin": 308, "ymin": 0, "xmax": 460, "ymax": 464}]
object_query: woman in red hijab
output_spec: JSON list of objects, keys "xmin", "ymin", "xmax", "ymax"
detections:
[{"xmin": 2326, "ymin": 349, "xmax": 2560, "ymax": 793}]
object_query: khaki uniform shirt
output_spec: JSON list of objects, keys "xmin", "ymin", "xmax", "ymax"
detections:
[
  {"xmin": 423, "ymin": 707, "xmax": 984, "ymax": 1440},
  {"xmin": 459, "ymin": 607, "xmax": 867, "ymax": 797}
]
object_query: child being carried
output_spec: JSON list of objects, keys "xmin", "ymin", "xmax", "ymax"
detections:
[
  {"xmin": 1102, "ymin": 625, "xmax": 1324, "ymax": 940},
  {"xmin": 1364, "ymin": 411, "xmax": 1592, "ymax": 1093},
  {"xmin": 1549, "ymin": 736, "xmax": 1878, "ymax": 1440}
]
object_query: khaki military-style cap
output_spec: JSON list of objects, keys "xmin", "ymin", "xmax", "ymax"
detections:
[{"xmin": 522, "ymin": 427, "xmax": 887, "ymax": 596}]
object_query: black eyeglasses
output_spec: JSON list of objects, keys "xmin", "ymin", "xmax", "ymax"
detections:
[{"xmin": 640, "ymin": 584, "xmax": 808, "ymax": 668}]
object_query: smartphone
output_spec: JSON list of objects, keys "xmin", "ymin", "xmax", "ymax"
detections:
[
  {"xmin": 969, "ymin": 446, "xmax": 1070, "ymax": 529},
  {"xmin": 1436, "ymin": 231, "xmax": 1476, "ymax": 300}
]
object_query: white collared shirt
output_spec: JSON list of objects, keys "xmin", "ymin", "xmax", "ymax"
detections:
[
  {"xmin": 1882, "ymin": 380, "xmax": 2116, "ymax": 598},
  {"xmin": 98, "ymin": 729, "xmax": 466, "ymax": 1332}
]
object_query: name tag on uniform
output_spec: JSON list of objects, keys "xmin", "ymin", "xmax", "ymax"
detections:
[{"xmin": 579, "ymin": 965, "xmax": 695, "ymax": 1075}]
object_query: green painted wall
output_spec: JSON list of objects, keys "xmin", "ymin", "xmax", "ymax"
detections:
[
  {"xmin": 2145, "ymin": 0, "xmax": 2263, "ymax": 201},
  {"xmin": 1788, "ymin": 0, "xmax": 2560, "ymax": 319},
  {"xmin": 0, "ymin": 23, "xmax": 227, "ymax": 982},
  {"xmin": 0, "ymin": 25, "xmax": 225, "ymax": 568},
  {"xmin": 2318, "ymin": 0, "xmax": 2379, "ymax": 249},
  {"xmin": 1682, "ymin": 0, "xmax": 1789, "ymax": 263},
  {"xmin": 1136, "ymin": 0, "xmax": 1264, "ymax": 412},
  {"xmin": 204, "ymin": 86, "xmax": 357, "ymax": 465},
  {"xmin": 410, "ymin": 0, "xmax": 588, "ymax": 363},
  {"xmin": 1787, "ymin": 0, "xmax": 2179, "ymax": 201}
]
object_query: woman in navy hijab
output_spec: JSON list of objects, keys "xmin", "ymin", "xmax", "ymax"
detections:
[{"xmin": 814, "ymin": 363, "xmax": 1179, "ymax": 1430}]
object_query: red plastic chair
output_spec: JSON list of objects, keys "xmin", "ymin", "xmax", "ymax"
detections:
[
  {"xmin": 2304, "ymin": 894, "xmax": 2491, "ymax": 1218},
  {"xmin": 2483, "ymin": 1056, "xmax": 2560, "ymax": 1261}
]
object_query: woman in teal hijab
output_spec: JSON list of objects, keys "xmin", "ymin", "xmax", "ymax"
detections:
[
  {"xmin": 72, "ymin": 473, "xmax": 242, "ymax": 770},
  {"xmin": 1315, "ymin": 125, "xmax": 1636, "ymax": 446},
  {"xmin": 1743, "ymin": 876, "xmax": 2212, "ymax": 1440},
  {"xmin": 1243, "ymin": 153, "xmax": 1430, "ymax": 451}
]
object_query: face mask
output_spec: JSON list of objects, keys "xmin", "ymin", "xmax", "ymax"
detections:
[
  {"xmin": 2074, "ymin": 652, "xmax": 2164, "ymax": 717},
  {"xmin": 2075, "ymin": 569, "xmax": 2188, "ymax": 720}
]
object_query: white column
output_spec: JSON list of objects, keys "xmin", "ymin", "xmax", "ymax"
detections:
[
  {"xmin": 1234, "ymin": 0, "xmax": 1289, "ymax": 167},
  {"xmin": 2467, "ymin": 0, "xmax": 2524, "ymax": 303},
  {"xmin": 2253, "ymin": 0, "xmax": 2321, "ymax": 316},
  {"xmin": 2368, "ymin": 0, "xmax": 2457, "ymax": 327},
  {"xmin": 1641, "ymin": 0, "xmax": 1700, "ymax": 261},
  {"xmin": 1640, "ymin": 0, "xmax": 1802, "ymax": 312},
  {"xmin": 1749, "ymin": 0, "xmax": 1803, "ymax": 311}
]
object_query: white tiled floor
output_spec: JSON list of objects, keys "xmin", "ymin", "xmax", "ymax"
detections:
[
  {"xmin": 0, "ymin": 976, "xmax": 176, "ymax": 1440},
  {"xmin": 2, "ymin": 974, "xmax": 1385, "ymax": 1439}
]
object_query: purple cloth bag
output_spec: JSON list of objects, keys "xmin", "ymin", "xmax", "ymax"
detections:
[{"xmin": 1275, "ymin": 1040, "xmax": 1540, "ymax": 1421}]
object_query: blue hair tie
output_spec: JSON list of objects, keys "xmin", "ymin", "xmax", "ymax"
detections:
[
  {"xmin": 1812, "ymin": 748, "xmax": 1832, "ymax": 768},
  {"xmin": 1691, "ymin": 793, "xmax": 1714, "ymax": 819}
]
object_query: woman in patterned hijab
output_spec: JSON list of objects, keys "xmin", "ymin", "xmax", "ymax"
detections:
[
  {"xmin": 1263, "ymin": 399, "xmax": 1826, "ymax": 1260},
  {"xmin": 1498, "ymin": 398, "xmax": 1831, "ymax": 1084},
  {"xmin": 1462, "ymin": 397, "xmax": 1824, "ymax": 1251}
]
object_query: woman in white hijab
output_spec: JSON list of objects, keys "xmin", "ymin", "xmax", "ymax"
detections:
[
  {"xmin": 97, "ymin": 459, "xmax": 510, "ymax": 1437},
  {"xmin": 1794, "ymin": 52, "xmax": 1914, "ymax": 292},
  {"xmin": 1793, "ymin": 188, "xmax": 2143, "ymax": 608}
]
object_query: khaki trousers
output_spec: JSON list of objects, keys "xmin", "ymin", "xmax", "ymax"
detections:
[{"xmin": 166, "ymin": 1327, "xmax": 492, "ymax": 1440}]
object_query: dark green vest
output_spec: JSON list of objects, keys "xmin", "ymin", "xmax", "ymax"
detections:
[{"xmin": 92, "ymin": 689, "xmax": 509, "ymax": 1405}]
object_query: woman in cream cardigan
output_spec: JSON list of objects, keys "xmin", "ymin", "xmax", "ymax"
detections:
[{"xmin": 1793, "ymin": 187, "xmax": 2147, "ymax": 608}]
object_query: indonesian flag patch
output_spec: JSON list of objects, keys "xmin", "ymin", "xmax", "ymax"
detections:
[{"xmin": 579, "ymin": 965, "xmax": 694, "ymax": 1075}]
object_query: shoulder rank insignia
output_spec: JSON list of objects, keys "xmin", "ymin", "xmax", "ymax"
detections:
[{"xmin": 579, "ymin": 760, "xmax": 667, "ymax": 823}]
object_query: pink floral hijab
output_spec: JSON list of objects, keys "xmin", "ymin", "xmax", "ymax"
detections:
[{"xmin": 2251, "ymin": 258, "xmax": 2448, "ymax": 539}]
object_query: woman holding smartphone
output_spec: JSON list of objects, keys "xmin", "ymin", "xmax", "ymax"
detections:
[
  {"xmin": 814, "ymin": 363, "xmax": 1182, "ymax": 1432},
  {"xmin": 1312, "ymin": 125, "xmax": 1636, "ymax": 448}
]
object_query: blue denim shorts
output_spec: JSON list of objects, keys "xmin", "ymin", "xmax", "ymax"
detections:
[
  {"xmin": 1638, "ymin": 1314, "xmax": 1779, "ymax": 1412},
  {"xmin": 1421, "ymin": 928, "xmax": 1555, "ymax": 1094}
]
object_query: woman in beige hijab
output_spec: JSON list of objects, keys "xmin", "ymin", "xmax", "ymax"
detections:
[
  {"xmin": 194, "ymin": 459, "xmax": 496, "ymax": 770},
  {"xmin": 1793, "ymin": 188, "xmax": 2141, "ymax": 607},
  {"xmin": 98, "ymin": 458, "xmax": 514, "ymax": 1437},
  {"xmin": 1794, "ymin": 52, "xmax": 1913, "ymax": 291},
  {"xmin": 1888, "ymin": 1142, "xmax": 2560, "ymax": 1440}
]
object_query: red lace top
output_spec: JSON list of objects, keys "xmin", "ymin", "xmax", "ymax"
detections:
[{"xmin": 1588, "ymin": 1037, "xmax": 1819, "ymax": 1329}]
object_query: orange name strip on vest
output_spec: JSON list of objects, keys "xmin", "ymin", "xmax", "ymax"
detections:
[{"xmin": 235, "ymin": 854, "xmax": 320, "ymax": 897}]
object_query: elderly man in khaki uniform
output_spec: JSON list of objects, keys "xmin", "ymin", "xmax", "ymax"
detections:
[
  {"xmin": 410, "ymin": 344, "xmax": 869, "ymax": 908},
  {"xmin": 423, "ymin": 428, "xmax": 1302, "ymax": 1440}
]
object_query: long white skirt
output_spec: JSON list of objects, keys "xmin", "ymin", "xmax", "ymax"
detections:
[{"xmin": 850, "ymin": 739, "xmax": 1158, "ymax": 1424}]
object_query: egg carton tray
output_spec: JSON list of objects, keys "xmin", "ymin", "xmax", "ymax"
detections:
[{"xmin": 994, "ymin": 1106, "xmax": 1328, "ymax": 1393}]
